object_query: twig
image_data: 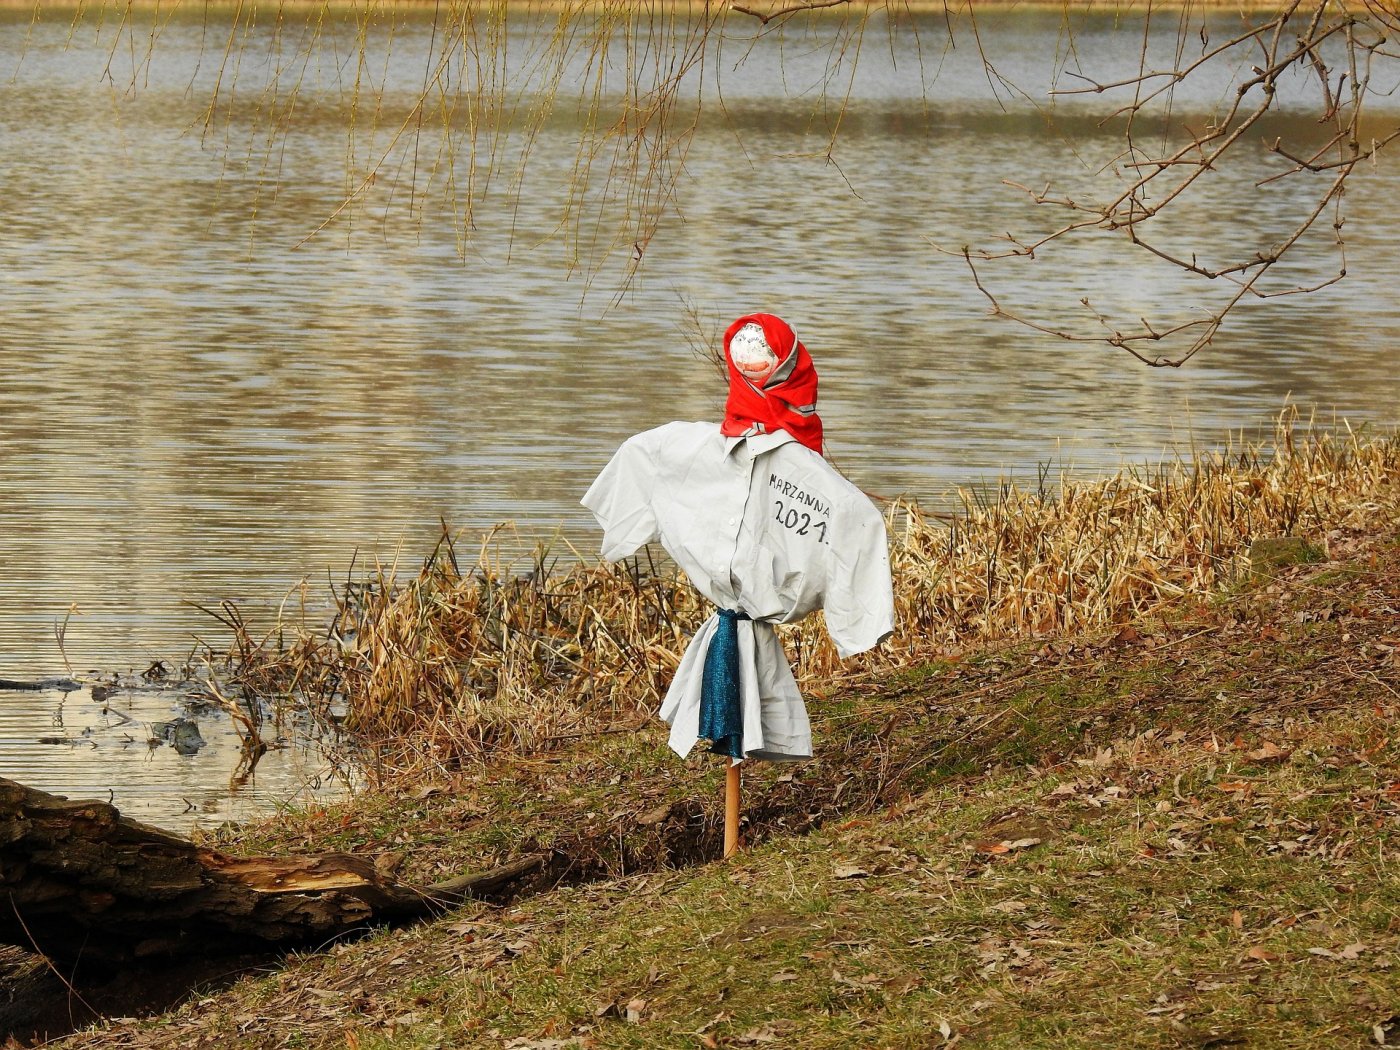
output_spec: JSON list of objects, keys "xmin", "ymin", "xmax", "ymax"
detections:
[
  {"xmin": 9, "ymin": 897, "xmax": 98, "ymax": 1021},
  {"xmin": 729, "ymin": 0, "xmax": 852, "ymax": 27}
]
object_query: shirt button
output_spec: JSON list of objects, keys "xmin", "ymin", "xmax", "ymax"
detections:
[{"xmin": 727, "ymin": 518, "xmax": 736, "ymax": 526}]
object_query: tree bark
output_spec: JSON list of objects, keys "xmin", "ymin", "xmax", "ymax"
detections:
[{"xmin": 0, "ymin": 777, "xmax": 542, "ymax": 966}]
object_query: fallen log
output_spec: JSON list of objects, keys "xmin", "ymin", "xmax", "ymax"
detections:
[{"xmin": 0, "ymin": 777, "xmax": 543, "ymax": 966}]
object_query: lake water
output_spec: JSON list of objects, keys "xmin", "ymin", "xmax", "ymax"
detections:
[{"xmin": 2, "ymin": 5, "xmax": 1398, "ymax": 827}]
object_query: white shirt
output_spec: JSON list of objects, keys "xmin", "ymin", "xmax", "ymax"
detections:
[{"xmin": 581, "ymin": 421, "xmax": 895, "ymax": 762}]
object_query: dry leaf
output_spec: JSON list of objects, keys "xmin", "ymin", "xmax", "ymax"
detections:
[
  {"xmin": 1309, "ymin": 943, "xmax": 1367, "ymax": 961},
  {"xmin": 1372, "ymin": 1014, "xmax": 1400, "ymax": 1045},
  {"xmin": 769, "ymin": 970, "xmax": 799, "ymax": 984},
  {"xmin": 735, "ymin": 1026, "xmax": 782, "ymax": 1045},
  {"xmin": 833, "ymin": 864, "xmax": 870, "ymax": 879},
  {"xmin": 989, "ymin": 899, "xmax": 1029, "ymax": 913},
  {"xmin": 979, "ymin": 838, "xmax": 1041, "ymax": 855},
  {"xmin": 1245, "ymin": 741, "xmax": 1292, "ymax": 763},
  {"xmin": 1245, "ymin": 946, "xmax": 1279, "ymax": 963}
]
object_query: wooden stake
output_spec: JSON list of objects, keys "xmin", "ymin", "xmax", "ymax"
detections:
[{"xmin": 723, "ymin": 762, "xmax": 742, "ymax": 859}]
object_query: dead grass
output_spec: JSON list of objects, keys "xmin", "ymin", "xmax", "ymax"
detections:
[
  {"xmin": 210, "ymin": 411, "xmax": 1400, "ymax": 782},
  {"xmin": 59, "ymin": 518, "xmax": 1400, "ymax": 1049}
]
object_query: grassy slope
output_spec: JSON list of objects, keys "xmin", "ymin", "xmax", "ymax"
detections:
[{"xmin": 59, "ymin": 526, "xmax": 1400, "ymax": 1050}]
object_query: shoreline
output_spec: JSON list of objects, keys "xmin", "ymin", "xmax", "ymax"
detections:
[
  {"xmin": 26, "ymin": 450, "xmax": 1400, "ymax": 1048},
  {"xmin": 198, "ymin": 416, "xmax": 1399, "ymax": 783}
]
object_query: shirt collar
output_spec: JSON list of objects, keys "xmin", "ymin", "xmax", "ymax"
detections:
[{"xmin": 724, "ymin": 428, "xmax": 796, "ymax": 457}]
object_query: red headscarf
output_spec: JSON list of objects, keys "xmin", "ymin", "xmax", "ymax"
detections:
[{"xmin": 719, "ymin": 313, "xmax": 823, "ymax": 455}]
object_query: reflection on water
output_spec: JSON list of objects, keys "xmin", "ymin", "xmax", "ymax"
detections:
[
  {"xmin": 0, "ymin": 680, "xmax": 351, "ymax": 831},
  {"xmin": 2, "ymin": 8, "xmax": 1398, "ymax": 821}
]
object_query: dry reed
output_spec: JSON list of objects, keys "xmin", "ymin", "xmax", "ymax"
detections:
[{"xmin": 213, "ymin": 411, "xmax": 1400, "ymax": 778}]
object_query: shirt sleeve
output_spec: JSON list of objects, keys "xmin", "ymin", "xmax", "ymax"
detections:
[
  {"xmin": 823, "ymin": 492, "xmax": 895, "ymax": 659},
  {"xmin": 581, "ymin": 433, "xmax": 662, "ymax": 562}
]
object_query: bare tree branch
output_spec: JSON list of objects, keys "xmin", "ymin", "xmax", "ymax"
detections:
[
  {"xmin": 729, "ymin": 0, "xmax": 854, "ymax": 26},
  {"xmin": 946, "ymin": 0, "xmax": 1400, "ymax": 364}
]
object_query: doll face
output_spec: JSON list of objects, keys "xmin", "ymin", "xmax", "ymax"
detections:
[{"xmin": 729, "ymin": 322, "xmax": 780, "ymax": 385}]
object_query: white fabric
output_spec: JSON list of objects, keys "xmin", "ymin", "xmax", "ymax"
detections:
[{"xmin": 581, "ymin": 421, "xmax": 895, "ymax": 763}]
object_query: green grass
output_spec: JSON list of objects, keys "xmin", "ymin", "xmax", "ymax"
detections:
[
  {"xmin": 147, "ymin": 696, "xmax": 1399, "ymax": 1050},
  {"xmin": 55, "ymin": 522, "xmax": 1400, "ymax": 1050},
  {"xmin": 305, "ymin": 721, "xmax": 1397, "ymax": 1050}
]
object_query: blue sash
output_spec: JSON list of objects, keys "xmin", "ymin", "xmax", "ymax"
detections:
[{"xmin": 698, "ymin": 608, "xmax": 750, "ymax": 759}]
